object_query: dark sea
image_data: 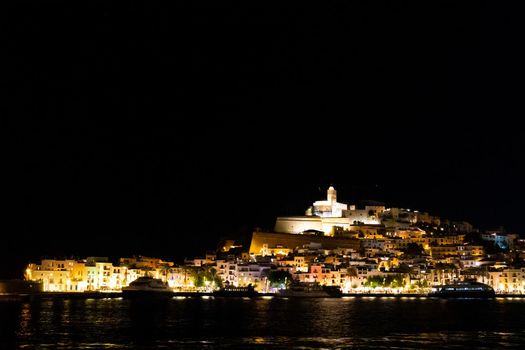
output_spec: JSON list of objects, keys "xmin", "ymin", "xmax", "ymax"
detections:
[{"xmin": 1, "ymin": 296, "xmax": 525, "ymax": 349}]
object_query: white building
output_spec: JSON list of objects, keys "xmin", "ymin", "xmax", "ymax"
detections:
[
  {"xmin": 312, "ymin": 186, "xmax": 349, "ymax": 217},
  {"xmin": 225, "ymin": 263, "xmax": 271, "ymax": 291},
  {"xmin": 26, "ymin": 259, "xmax": 87, "ymax": 292},
  {"xmin": 275, "ymin": 186, "xmax": 382, "ymax": 235}
]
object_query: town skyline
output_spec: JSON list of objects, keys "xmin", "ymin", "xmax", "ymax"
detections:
[
  {"xmin": 21, "ymin": 184, "xmax": 525, "ymax": 296},
  {"xmin": 2, "ymin": 159, "xmax": 521, "ymax": 277},
  {"xmin": 8, "ymin": 186, "xmax": 520, "ymax": 278}
]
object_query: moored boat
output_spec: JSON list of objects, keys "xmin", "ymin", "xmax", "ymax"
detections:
[
  {"xmin": 213, "ymin": 284, "xmax": 259, "ymax": 297},
  {"xmin": 278, "ymin": 282, "xmax": 342, "ymax": 298},
  {"xmin": 122, "ymin": 276, "xmax": 173, "ymax": 298},
  {"xmin": 429, "ymin": 281, "xmax": 495, "ymax": 298}
]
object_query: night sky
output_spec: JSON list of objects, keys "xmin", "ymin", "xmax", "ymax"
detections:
[{"xmin": 5, "ymin": 1, "xmax": 524, "ymax": 278}]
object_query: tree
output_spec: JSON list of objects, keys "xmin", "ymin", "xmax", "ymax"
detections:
[
  {"xmin": 388, "ymin": 275, "xmax": 405, "ymax": 288},
  {"xmin": 364, "ymin": 274, "xmax": 405, "ymax": 288},
  {"xmin": 363, "ymin": 275, "xmax": 383, "ymax": 288},
  {"xmin": 347, "ymin": 267, "xmax": 358, "ymax": 278},
  {"xmin": 204, "ymin": 267, "xmax": 223, "ymax": 289},
  {"xmin": 267, "ymin": 270, "xmax": 292, "ymax": 288},
  {"xmin": 159, "ymin": 264, "xmax": 171, "ymax": 283},
  {"xmin": 191, "ymin": 269, "xmax": 205, "ymax": 288},
  {"xmin": 413, "ymin": 280, "xmax": 428, "ymax": 288},
  {"xmin": 190, "ymin": 267, "xmax": 224, "ymax": 289},
  {"xmin": 180, "ymin": 266, "xmax": 194, "ymax": 287},
  {"xmin": 404, "ymin": 243, "xmax": 424, "ymax": 256},
  {"xmin": 464, "ymin": 232, "xmax": 482, "ymax": 244},
  {"xmin": 395, "ymin": 263, "xmax": 412, "ymax": 273},
  {"xmin": 481, "ymin": 240, "xmax": 505, "ymax": 254}
]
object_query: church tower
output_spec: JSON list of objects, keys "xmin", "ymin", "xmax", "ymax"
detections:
[{"xmin": 327, "ymin": 186, "xmax": 337, "ymax": 203}]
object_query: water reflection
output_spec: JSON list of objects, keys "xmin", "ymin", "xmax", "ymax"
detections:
[
  {"xmin": 0, "ymin": 298, "xmax": 524, "ymax": 349},
  {"xmin": 18, "ymin": 302, "xmax": 32, "ymax": 338}
]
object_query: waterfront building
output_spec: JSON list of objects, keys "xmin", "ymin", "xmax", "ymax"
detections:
[
  {"xmin": 26, "ymin": 259, "xmax": 87, "ymax": 292},
  {"xmin": 428, "ymin": 266, "xmax": 461, "ymax": 286},
  {"xmin": 165, "ymin": 266, "xmax": 192, "ymax": 289},
  {"xmin": 295, "ymin": 264, "xmax": 346, "ymax": 287},
  {"xmin": 228, "ymin": 263, "xmax": 270, "ymax": 291},
  {"xmin": 486, "ymin": 268, "xmax": 525, "ymax": 294},
  {"xmin": 25, "ymin": 257, "xmax": 170, "ymax": 292}
]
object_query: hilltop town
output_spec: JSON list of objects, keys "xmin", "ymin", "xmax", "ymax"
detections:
[{"xmin": 24, "ymin": 187, "xmax": 525, "ymax": 294}]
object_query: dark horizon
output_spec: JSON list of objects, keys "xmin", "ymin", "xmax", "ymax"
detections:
[{"xmin": 5, "ymin": 1, "xmax": 525, "ymax": 278}]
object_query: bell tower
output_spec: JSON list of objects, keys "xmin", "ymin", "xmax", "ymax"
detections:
[{"xmin": 327, "ymin": 186, "xmax": 337, "ymax": 203}]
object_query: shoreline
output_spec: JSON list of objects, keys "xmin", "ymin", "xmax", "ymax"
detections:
[{"xmin": 2, "ymin": 291, "xmax": 525, "ymax": 300}]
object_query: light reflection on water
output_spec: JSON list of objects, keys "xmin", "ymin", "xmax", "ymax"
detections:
[{"xmin": 1, "ymin": 297, "xmax": 525, "ymax": 349}]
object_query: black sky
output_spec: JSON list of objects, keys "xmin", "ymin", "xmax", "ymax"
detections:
[{"xmin": 5, "ymin": 1, "xmax": 524, "ymax": 278}]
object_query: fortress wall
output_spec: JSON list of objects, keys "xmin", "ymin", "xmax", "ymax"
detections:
[{"xmin": 249, "ymin": 231, "xmax": 360, "ymax": 254}]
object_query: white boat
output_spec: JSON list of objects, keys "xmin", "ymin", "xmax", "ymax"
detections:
[{"xmin": 122, "ymin": 276, "xmax": 173, "ymax": 298}]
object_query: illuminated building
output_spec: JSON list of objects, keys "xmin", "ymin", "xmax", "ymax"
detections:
[
  {"xmin": 311, "ymin": 186, "xmax": 348, "ymax": 217},
  {"xmin": 27, "ymin": 257, "xmax": 137, "ymax": 292},
  {"xmin": 231, "ymin": 263, "xmax": 271, "ymax": 290},
  {"xmin": 259, "ymin": 244, "xmax": 292, "ymax": 257},
  {"xmin": 295, "ymin": 265, "xmax": 346, "ymax": 287},
  {"xmin": 428, "ymin": 267, "xmax": 461, "ymax": 286},
  {"xmin": 275, "ymin": 186, "xmax": 384, "ymax": 235},
  {"xmin": 249, "ymin": 231, "xmax": 359, "ymax": 255},
  {"xmin": 430, "ymin": 245, "xmax": 484, "ymax": 259},
  {"xmin": 25, "ymin": 259, "xmax": 87, "ymax": 292},
  {"xmin": 277, "ymin": 255, "xmax": 310, "ymax": 273},
  {"xmin": 480, "ymin": 231, "xmax": 519, "ymax": 250},
  {"xmin": 119, "ymin": 256, "xmax": 174, "ymax": 269},
  {"xmin": 486, "ymin": 268, "xmax": 525, "ymax": 294}
]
